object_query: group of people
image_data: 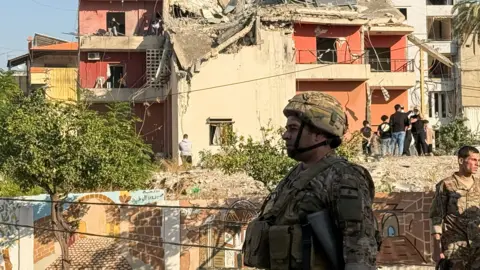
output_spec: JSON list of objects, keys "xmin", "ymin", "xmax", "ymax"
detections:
[
  {"xmin": 242, "ymin": 91, "xmax": 479, "ymax": 270},
  {"xmin": 360, "ymin": 104, "xmax": 435, "ymax": 157}
]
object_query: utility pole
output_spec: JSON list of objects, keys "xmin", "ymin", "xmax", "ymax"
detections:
[{"xmin": 419, "ymin": 48, "xmax": 425, "ymax": 115}]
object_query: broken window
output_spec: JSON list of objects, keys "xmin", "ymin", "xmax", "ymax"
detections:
[
  {"xmin": 397, "ymin": 8, "xmax": 407, "ymax": 19},
  {"xmin": 368, "ymin": 48, "xmax": 391, "ymax": 72},
  {"xmin": 316, "ymin": 38, "xmax": 337, "ymax": 63},
  {"xmin": 428, "ymin": 55, "xmax": 452, "ymax": 78},
  {"xmin": 107, "ymin": 65, "xmax": 125, "ymax": 89},
  {"xmin": 106, "ymin": 12, "xmax": 126, "ymax": 36},
  {"xmin": 427, "ymin": 17, "xmax": 452, "ymax": 41},
  {"xmin": 208, "ymin": 118, "xmax": 234, "ymax": 146}
]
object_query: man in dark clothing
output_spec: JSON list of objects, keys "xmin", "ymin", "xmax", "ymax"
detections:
[
  {"xmin": 360, "ymin": 120, "xmax": 373, "ymax": 156},
  {"xmin": 411, "ymin": 114, "xmax": 428, "ymax": 155},
  {"xmin": 402, "ymin": 106, "xmax": 413, "ymax": 156},
  {"xmin": 390, "ymin": 104, "xmax": 410, "ymax": 156},
  {"xmin": 377, "ymin": 115, "xmax": 392, "ymax": 156}
]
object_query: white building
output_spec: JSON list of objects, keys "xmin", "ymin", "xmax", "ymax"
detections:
[{"xmin": 393, "ymin": 0, "xmax": 456, "ymax": 127}]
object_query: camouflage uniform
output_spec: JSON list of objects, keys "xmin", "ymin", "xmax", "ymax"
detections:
[
  {"xmin": 262, "ymin": 153, "xmax": 378, "ymax": 269},
  {"xmin": 430, "ymin": 174, "xmax": 480, "ymax": 270},
  {"xmin": 243, "ymin": 92, "xmax": 378, "ymax": 270}
]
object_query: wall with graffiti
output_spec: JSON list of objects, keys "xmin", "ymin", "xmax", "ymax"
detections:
[{"xmin": 0, "ymin": 192, "xmax": 437, "ymax": 270}]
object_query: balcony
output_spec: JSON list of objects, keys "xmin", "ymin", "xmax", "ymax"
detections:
[
  {"xmin": 295, "ymin": 49, "xmax": 370, "ymax": 81},
  {"xmin": 369, "ymin": 59, "xmax": 416, "ymax": 88},
  {"xmin": 79, "ymin": 36, "xmax": 164, "ymax": 51},
  {"xmin": 428, "ymin": 40, "xmax": 457, "ymax": 54},
  {"xmin": 83, "ymin": 87, "xmax": 165, "ymax": 102}
]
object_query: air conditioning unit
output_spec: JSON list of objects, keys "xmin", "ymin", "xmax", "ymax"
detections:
[{"xmin": 87, "ymin": 52, "xmax": 101, "ymax": 61}]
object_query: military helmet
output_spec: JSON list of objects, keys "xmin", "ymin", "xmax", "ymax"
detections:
[{"xmin": 283, "ymin": 91, "xmax": 348, "ymax": 137}]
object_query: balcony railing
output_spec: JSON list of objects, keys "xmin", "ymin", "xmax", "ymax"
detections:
[
  {"xmin": 369, "ymin": 59, "xmax": 415, "ymax": 72},
  {"xmin": 296, "ymin": 49, "xmax": 367, "ymax": 64}
]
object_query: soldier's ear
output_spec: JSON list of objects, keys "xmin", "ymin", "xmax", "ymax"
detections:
[{"xmin": 458, "ymin": 158, "xmax": 464, "ymax": 165}]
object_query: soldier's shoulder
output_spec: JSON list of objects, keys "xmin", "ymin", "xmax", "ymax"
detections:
[
  {"xmin": 435, "ymin": 175, "xmax": 457, "ymax": 191},
  {"xmin": 319, "ymin": 157, "xmax": 370, "ymax": 185}
]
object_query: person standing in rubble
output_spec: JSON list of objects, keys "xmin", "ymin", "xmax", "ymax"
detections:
[
  {"xmin": 179, "ymin": 134, "xmax": 193, "ymax": 165},
  {"xmin": 243, "ymin": 91, "xmax": 380, "ymax": 270},
  {"xmin": 430, "ymin": 145, "xmax": 480, "ymax": 269}
]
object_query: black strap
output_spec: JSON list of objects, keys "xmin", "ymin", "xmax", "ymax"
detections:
[
  {"xmin": 292, "ymin": 122, "xmax": 329, "ymax": 155},
  {"xmin": 301, "ymin": 215, "xmax": 312, "ymax": 270}
]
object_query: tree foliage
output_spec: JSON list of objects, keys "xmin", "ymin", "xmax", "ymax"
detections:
[
  {"xmin": 199, "ymin": 123, "xmax": 362, "ymax": 190},
  {"xmin": 452, "ymin": 0, "xmax": 480, "ymax": 45},
  {"xmin": 0, "ymin": 71, "xmax": 153, "ymax": 269},
  {"xmin": 435, "ymin": 117, "xmax": 478, "ymax": 155}
]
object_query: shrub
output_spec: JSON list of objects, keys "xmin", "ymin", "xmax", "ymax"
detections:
[
  {"xmin": 199, "ymin": 124, "xmax": 362, "ymax": 190},
  {"xmin": 436, "ymin": 117, "xmax": 479, "ymax": 154}
]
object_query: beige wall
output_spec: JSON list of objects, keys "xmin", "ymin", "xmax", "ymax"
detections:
[
  {"xmin": 459, "ymin": 36, "xmax": 480, "ymax": 107},
  {"xmin": 171, "ymin": 29, "xmax": 296, "ymax": 164}
]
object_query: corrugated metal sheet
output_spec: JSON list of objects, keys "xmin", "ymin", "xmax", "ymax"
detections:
[
  {"xmin": 464, "ymin": 107, "xmax": 480, "ymax": 133},
  {"xmin": 378, "ymin": 265, "xmax": 434, "ymax": 270},
  {"xmin": 46, "ymin": 68, "xmax": 78, "ymax": 101}
]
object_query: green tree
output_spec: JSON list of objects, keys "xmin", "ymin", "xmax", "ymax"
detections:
[
  {"xmin": 452, "ymin": 0, "xmax": 480, "ymax": 45},
  {"xmin": 0, "ymin": 72, "xmax": 153, "ymax": 269}
]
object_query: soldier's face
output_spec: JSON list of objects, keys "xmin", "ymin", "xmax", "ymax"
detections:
[
  {"xmin": 282, "ymin": 116, "xmax": 324, "ymax": 159},
  {"xmin": 462, "ymin": 153, "xmax": 479, "ymax": 174}
]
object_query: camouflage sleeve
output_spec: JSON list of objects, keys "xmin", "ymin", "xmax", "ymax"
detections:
[
  {"xmin": 429, "ymin": 181, "xmax": 447, "ymax": 235},
  {"xmin": 331, "ymin": 167, "xmax": 377, "ymax": 270}
]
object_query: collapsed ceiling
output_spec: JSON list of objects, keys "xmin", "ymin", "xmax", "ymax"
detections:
[{"xmin": 166, "ymin": 0, "xmax": 409, "ymax": 72}]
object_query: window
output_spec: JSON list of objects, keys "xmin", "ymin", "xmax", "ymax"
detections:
[
  {"xmin": 316, "ymin": 38, "xmax": 337, "ymax": 63},
  {"xmin": 387, "ymin": 226, "xmax": 396, "ymax": 237},
  {"xmin": 207, "ymin": 118, "xmax": 234, "ymax": 146},
  {"xmin": 429, "ymin": 91, "xmax": 453, "ymax": 118},
  {"xmin": 368, "ymin": 48, "xmax": 391, "ymax": 72},
  {"xmin": 106, "ymin": 12, "xmax": 126, "ymax": 36},
  {"xmin": 427, "ymin": 17, "xmax": 452, "ymax": 41},
  {"xmin": 398, "ymin": 8, "xmax": 407, "ymax": 19},
  {"xmin": 107, "ymin": 65, "xmax": 125, "ymax": 89}
]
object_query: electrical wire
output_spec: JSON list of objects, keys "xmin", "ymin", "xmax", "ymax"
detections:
[
  {"xmin": 0, "ymin": 197, "xmax": 261, "ymax": 212},
  {"xmin": 30, "ymin": 0, "xmax": 77, "ymax": 11},
  {"xmin": 0, "ymin": 221, "xmax": 244, "ymax": 251}
]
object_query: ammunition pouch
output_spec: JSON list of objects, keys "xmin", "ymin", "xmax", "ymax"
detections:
[
  {"xmin": 242, "ymin": 218, "xmax": 271, "ymax": 269},
  {"xmin": 268, "ymin": 224, "xmax": 303, "ymax": 270}
]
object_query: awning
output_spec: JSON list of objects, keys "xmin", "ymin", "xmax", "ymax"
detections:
[
  {"xmin": 407, "ymin": 34, "xmax": 454, "ymax": 67},
  {"xmin": 7, "ymin": 53, "xmax": 29, "ymax": 68}
]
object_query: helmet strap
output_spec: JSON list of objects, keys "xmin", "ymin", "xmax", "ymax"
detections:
[{"xmin": 292, "ymin": 122, "xmax": 329, "ymax": 155}]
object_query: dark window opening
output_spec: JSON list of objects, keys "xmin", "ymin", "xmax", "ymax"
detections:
[
  {"xmin": 106, "ymin": 12, "xmax": 126, "ymax": 36},
  {"xmin": 316, "ymin": 38, "xmax": 337, "ymax": 63},
  {"xmin": 398, "ymin": 8, "xmax": 407, "ymax": 19},
  {"xmin": 208, "ymin": 118, "xmax": 234, "ymax": 146},
  {"xmin": 368, "ymin": 48, "xmax": 391, "ymax": 71},
  {"xmin": 427, "ymin": 0, "xmax": 453, "ymax": 5},
  {"xmin": 108, "ymin": 65, "xmax": 125, "ymax": 89},
  {"xmin": 428, "ymin": 59, "xmax": 452, "ymax": 78}
]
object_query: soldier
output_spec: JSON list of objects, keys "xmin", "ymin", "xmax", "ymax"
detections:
[
  {"xmin": 430, "ymin": 145, "xmax": 480, "ymax": 270},
  {"xmin": 243, "ymin": 91, "xmax": 379, "ymax": 270}
]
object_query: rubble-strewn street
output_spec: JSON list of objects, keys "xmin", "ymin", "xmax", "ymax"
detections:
[{"xmin": 153, "ymin": 155, "xmax": 465, "ymax": 199}]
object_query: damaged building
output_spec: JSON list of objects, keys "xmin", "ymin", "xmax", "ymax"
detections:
[
  {"xmin": 8, "ymin": 0, "xmax": 452, "ymax": 164},
  {"xmin": 163, "ymin": 0, "xmax": 424, "ymax": 164}
]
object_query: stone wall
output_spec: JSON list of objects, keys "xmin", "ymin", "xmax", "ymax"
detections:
[
  {"xmin": 33, "ymin": 215, "xmax": 55, "ymax": 263},
  {"xmin": 127, "ymin": 206, "xmax": 165, "ymax": 269}
]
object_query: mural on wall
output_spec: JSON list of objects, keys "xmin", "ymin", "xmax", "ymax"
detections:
[
  {"xmin": 373, "ymin": 192, "xmax": 435, "ymax": 266},
  {"xmin": 0, "ymin": 200, "xmax": 21, "ymax": 270},
  {"xmin": 28, "ymin": 189, "xmax": 165, "ymax": 270},
  {"xmin": 179, "ymin": 198, "xmax": 263, "ymax": 270}
]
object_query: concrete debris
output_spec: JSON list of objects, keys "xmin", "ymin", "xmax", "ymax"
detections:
[
  {"xmin": 152, "ymin": 156, "xmax": 470, "ymax": 200},
  {"xmin": 167, "ymin": 0, "xmax": 409, "ymax": 72}
]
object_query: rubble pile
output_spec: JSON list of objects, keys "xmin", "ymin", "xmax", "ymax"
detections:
[
  {"xmin": 358, "ymin": 156, "xmax": 462, "ymax": 192},
  {"xmin": 152, "ymin": 156, "xmax": 468, "ymax": 199}
]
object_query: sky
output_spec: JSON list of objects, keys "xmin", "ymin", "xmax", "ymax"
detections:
[{"xmin": 0, "ymin": 0, "xmax": 78, "ymax": 70}]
